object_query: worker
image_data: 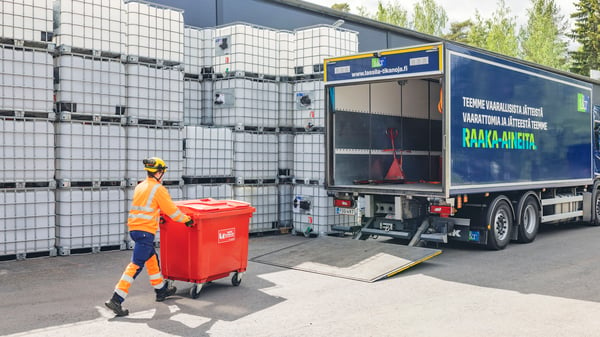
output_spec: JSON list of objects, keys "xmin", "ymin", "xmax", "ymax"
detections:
[{"xmin": 105, "ymin": 157, "xmax": 194, "ymax": 317}]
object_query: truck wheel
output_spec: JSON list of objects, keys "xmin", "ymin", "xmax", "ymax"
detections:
[
  {"xmin": 592, "ymin": 182, "xmax": 600, "ymax": 226},
  {"xmin": 517, "ymin": 196, "xmax": 540, "ymax": 243},
  {"xmin": 486, "ymin": 197, "xmax": 513, "ymax": 250}
]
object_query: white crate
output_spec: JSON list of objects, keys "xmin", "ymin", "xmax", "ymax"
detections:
[
  {"xmin": 0, "ymin": 188, "xmax": 55, "ymax": 256},
  {"xmin": 56, "ymin": 187, "xmax": 126, "ymax": 252},
  {"xmin": 233, "ymin": 132, "xmax": 278, "ymax": 180},
  {"xmin": 292, "ymin": 184, "xmax": 353, "ymax": 236},
  {"xmin": 0, "ymin": 119, "xmax": 54, "ymax": 183},
  {"xmin": 184, "ymin": 26, "xmax": 214, "ymax": 75},
  {"xmin": 183, "ymin": 183, "xmax": 233, "ymax": 200},
  {"xmin": 294, "ymin": 133, "xmax": 325, "ymax": 182},
  {"xmin": 233, "ymin": 184, "xmax": 278, "ymax": 233},
  {"xmin": 0, "ymin": 46, "xmax": 53, "ymax": 112},
  {"xmin": 125, "ymin": 125, "xmax": 183, "ymax": 180},
  {"xmin": 278, "ymin": 133, "xmax": 294, "ymax": 176},
  {"xmin": 294, "ymin": 25, "xmax": 358, "ymax": 74},
  {"xmin": 55, "ymin": 54, "xmax": 126, "ymax": 116},
  {"xmin": 126, "ymin": 1, "xmax": 184, "ymax": 63},
  {"xmin": 183, "ymin": 126, "xmax": 233, "ymax": 177},
  {"xmin": 183, "ymin": 78, "xmax": 202, "ymax": 126},
  {"xmin": 214, "ymin": 23, "xmax": 279, "ymax": 76},
  {"xmin": 1, "ymin": 0, "xmax": 53, "ymax": 42},
  {"xmin": 55, "ymin": 121, "xmax": 126, "ymax": 181},
  {"xmin": 293, "ymin": 80, "xmax": 324, "ymax": 129},
  {"xmin": 213, "ymin": 77, "xmax": 279, "ymax": 128},
  {"xmin": 126, "ymin": 63, "xmax": 184, "ymax": 122},
  {"xmin": 53, "ymin": 0, "xmax": 127, "ymax": 54}
]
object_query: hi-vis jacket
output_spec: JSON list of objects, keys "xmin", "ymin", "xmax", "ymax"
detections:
[{"xmin": 127, "ymin": 177, "xmax": 191, "ymax": 234}]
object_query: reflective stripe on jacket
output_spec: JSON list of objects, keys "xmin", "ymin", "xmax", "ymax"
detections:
[{"xmin": 127, "ymin": 177, "xmax": 190, "ymax": 234}]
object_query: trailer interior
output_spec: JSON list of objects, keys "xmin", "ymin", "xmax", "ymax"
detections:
[{"xmin": 327, "ymin": 76, "xmax": 444, "ymax": 196}]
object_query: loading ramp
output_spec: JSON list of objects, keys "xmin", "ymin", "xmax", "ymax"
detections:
[{"xmin": 251, "ymin": 236, "xmax": 441, "ymax": 282}]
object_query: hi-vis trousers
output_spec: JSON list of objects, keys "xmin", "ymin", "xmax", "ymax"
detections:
[{"xmin": 112, "ymin": 230, "xmax": 166, "ymax": 302}]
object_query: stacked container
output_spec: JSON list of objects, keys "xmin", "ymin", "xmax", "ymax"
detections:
[
  {"xmin": 125, "ymin": 0, "xmax": 184, "ymax": 64},
  {"xmin": 292, "ymin": 184, "xmax": 353, "ymax": 236},
  {"xmin": 53, "ymin": 0, "xmax": 127, "ymax": 55},
  {"xmin": 212, "ymin": 77, "xmax": 279, "ymax": 129},
  {"xmin": 1, "ymin": 0, "xmax": 54, "ymax": 43},
  {"xmin": 294, "ymin": 25, "xmax": 358, "ymax": 76},
  {"xmin": 213, "ymin": 23, "xmax": 279, "ymax": 76},
  {"xmin": 0, "ymin": 31, "xmax": 56, "ymax": 259},
  {"xmin": 52, "ymin": 0, "xmax": 129, "ymax": 255}
]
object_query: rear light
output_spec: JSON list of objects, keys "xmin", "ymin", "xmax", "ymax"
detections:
[
  {"xmin": 334, "ymin": 198, "xmax": 354, "ymax": 208},
  {"xmin": 429, "ymin": 205, "xmax": 454, "ymax": 217}
]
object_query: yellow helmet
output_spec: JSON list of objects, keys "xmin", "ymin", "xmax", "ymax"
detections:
[{"xmin": 143, "ymin": 157, "xmax": 168, "ymax": 173}]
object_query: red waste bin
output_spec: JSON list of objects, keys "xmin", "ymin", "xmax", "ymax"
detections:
[{"xmin": 159, "ymin": 198, "xmax": 256, "ymax": 298}]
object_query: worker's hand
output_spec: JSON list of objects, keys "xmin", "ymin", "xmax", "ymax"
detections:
[
  {"xmin": 159, "ymin": 216, "xmax": 166, "ymax": 224},
  {"xmin": 185, "ymin": 219, "xmax": 195, "ymax": 228}
]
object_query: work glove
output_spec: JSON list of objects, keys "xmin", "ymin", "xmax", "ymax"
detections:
[{"xmin": 185, "ymin": 219, "xmax": 195, "ymax": 228}]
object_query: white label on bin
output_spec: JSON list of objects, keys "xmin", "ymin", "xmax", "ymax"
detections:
[{"xmin": 218, "ymin": 228, "xmax": 236, "ymax": 243}]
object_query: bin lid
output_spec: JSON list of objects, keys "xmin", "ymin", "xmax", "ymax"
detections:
[{"xmin": 175, "ymin": 198, "xmax": 256, "ymax": 217}]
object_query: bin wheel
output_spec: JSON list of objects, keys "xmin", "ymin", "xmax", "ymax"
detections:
[
  {"xmin": 231, "ymin": 272, "xmax": 243, "ymax": 286},
  {"xmin": 190, "ymin": 283, "xmax": 203, "ymax": 299}
]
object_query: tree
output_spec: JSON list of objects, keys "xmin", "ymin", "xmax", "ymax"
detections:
[
  {"xmin": 444, "ymin": 20, "xmax": 473, "ymax": 44},
  {"xmin": 466, "ymin": 0, "xmax": 519, "ymax": 57},
  {"xmin": 357, "ymin": 1, "xmax": 409, "ymax": 27},
  {"xmin": 569, "ymin": 0, "xmax": 600, "ymax": 76},
  {"xmin": 331, "ymin": 3, "xmax": 351, "ymax": 12},
  {"xmin": 412, "ymin": 0, "xmax": 448, "ymax": 36},
  {"xmin": 520, "ymin": 0, "xmax": 569, "ymax": 70}
]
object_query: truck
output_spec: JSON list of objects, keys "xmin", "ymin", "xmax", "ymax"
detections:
[{"xmin": 324, "ymin": 42, "xmax": 600, "ymax": 250}]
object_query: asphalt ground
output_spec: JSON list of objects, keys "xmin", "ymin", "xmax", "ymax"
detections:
[{"xmin": 2, "ymin": 221, "xmax": 600, "ymax": 337}]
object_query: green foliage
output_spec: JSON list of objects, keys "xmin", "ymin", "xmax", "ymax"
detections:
[
  {"xmin": 466, "ymin": 0, "xmax": 519, "ymax": 57},
  {"xmin": 443, "ymin": 20, "xmax": 473, "ymax": 44},
  {"xmin": 520, "ymin": 0, "xmax": 569, "ymax": 70},
  {"xmin": 569, "ymin": 0, "xmax": 600, "ymax": 76},
  {"xmin": 331, "ymin": 3, "xmax": 351, "ymax": 13},
  {"xmin": 412, "ymin": 0, "xmax": 448, "ymax": 36},
  {"xmin": 357, "ymin": 1, "xmax": 409, "ymax": 27}
]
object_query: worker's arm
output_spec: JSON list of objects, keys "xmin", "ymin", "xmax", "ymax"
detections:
[{"xmin": 155, "ymin": 186, "xmax": 194, "ymax": 226}]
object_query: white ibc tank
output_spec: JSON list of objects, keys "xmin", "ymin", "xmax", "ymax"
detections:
[
  {"xmin": 53, "ymin": 0, "xmax": 127, "ymax": 54},
  {"xmin": 55, "ymin": 54, "xmax": 126, "ymax": 116},
  {"xmin": 214, "ymin": 23, "xmax": 279, "ymax": 76},
  {"xmin": 183, "ymin": 126, "xmax": 233, "ymax": 177},
  {"xmin": 293, "ymin": 133, "xmax": 325, "ymax": 182},
  {"xmin": 55, "ymin": 122, "xmax": 126, "ymax": 181},
  {"xmin": 233, "ymin": 184, "xmax": 278, "ymax": 233},
  {"xmin": 126, "ymin": 63, "xmax": 184, "ymax": 122},
  {"xmin": 0, "ymin": 189, "xmax": 55, "ymax": 256},
  {"xmin": 1, "ymin": 0, "xmax": 53, "ymax": 42},
  {"xmin": 212, "ymin": 77, "xmax": 279, "ymax": 128},
  {"xmin": 293, "ymin": 80, "xmax": 324, "ymax": 129},
  {"xmin": 184, "ymin": 26, "xmax": 215, "ymax": 75},
  {"xmin": 126, "ymin": 125, "xmax": 183, "ymax": 181},
  {"xmin": 126, "ymin": 1, "xmax": 184, "ymax": 63},
  {"xmin": 55, "ymin": 187, "xmax": 126, "ymax": 251},
  {"xmin": 292, "ymin": 184, "xmax": 353, "ymax": 236},
  {"xmin": 0, "ymin": 119, "xmax": 54, "ymax": 183},
  {"xmin": 0, "ymin": 46, "xmax": 53, "ymax": 113},
  {"xmin": 233, "ymin": 132, "xmax": 278, "ymax": 180}
]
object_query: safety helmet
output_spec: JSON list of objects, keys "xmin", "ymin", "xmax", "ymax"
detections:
[{"xmin": 143, "ymin": 157, "xmax": 168, "ymax": 173}]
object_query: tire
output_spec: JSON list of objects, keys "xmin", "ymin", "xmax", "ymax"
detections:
[
  {"xmin": 189, "ymin": 283, "xmax": 203, "ymax": 299},
  {"xmin": 517, "ymin": 196, "xmax": 540, "ymax": 243},
  {"xmin": 231, "ymin": 272, "xmax": 243, "ymax": 286},
  {"xmin": 486, "ymin": 197, "xmax": 513, "ymax": 250},
  {"xmin": 592, "ymin": 182, "xmax": 600, "ymax": 226}
]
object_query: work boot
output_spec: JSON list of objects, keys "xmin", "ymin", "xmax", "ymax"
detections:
[
  {"xmin": 156, "ymin": 285, "xmax": 177, "ymax": 302},
  {"xmin": 104, "ymin": 298, "xmax": 129, "ymax": 317}
]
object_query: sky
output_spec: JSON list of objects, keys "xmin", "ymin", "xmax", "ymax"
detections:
[{"xmin": 305, "ymin": 0, "xmax": 578, "ymax": 30}]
